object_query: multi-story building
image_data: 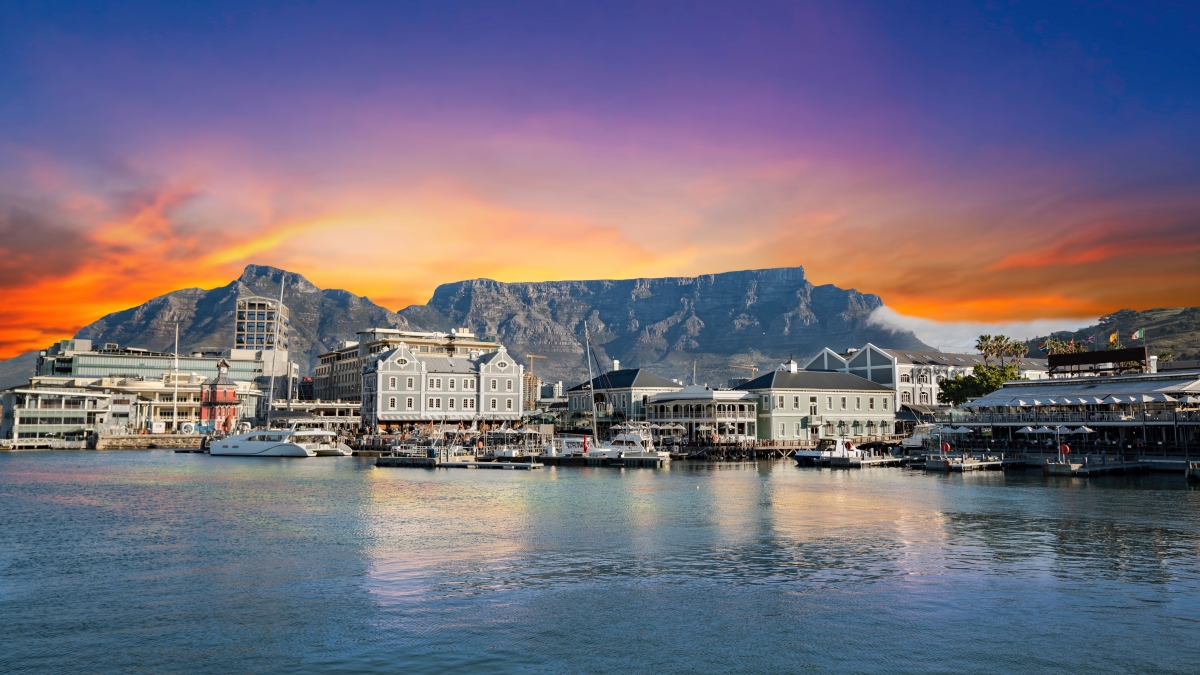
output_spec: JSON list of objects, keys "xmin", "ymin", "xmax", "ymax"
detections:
[
  {"xmin": 0, "ymin": 385, "xmax": 112, "ymax": 443},
  {"xmin": 37, "ymin": 339, "xmax": 265, "ymax": 382},
  {"xmin": 566, "ymin": 369, "xmax": 683, "ymax": 434},
  {"xmin": 235, "ymin": 295, "xmax": 290, "ymax": 352},
  {"xmin": 360, "ymin": 342, "xmax": 523, "ymax": 430},
  {"xmin": 735, "ymin": 360, "xmax": 896, "ymax": 441},
  {"xmin": 646, "ymin": 384, "xmax": 758, "ymax": 441},
  {"xmin": 1, "ymin": 373, "xmax": 260, "ymax": 438},
  {"xmin": 314, "ymin": 328, "xmax": 500, "ymax": 402},
  {"xmin": 804, "ymin": 344, "xmax": 1048, "ymax": 411},
  {"xmin": 268, "ymin": 399, "xmax": 361, "ymax": 431}
]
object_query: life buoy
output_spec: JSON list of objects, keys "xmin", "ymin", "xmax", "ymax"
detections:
[
  {"xmin": 1135, "ymin": 441, "xmax": 1144, "ymax": 449},
  {"xmin": 1059, "ymin": 443, "xmax": 1070, "ymax": 455},
  {"xmin": 940, "ymin": 442, "xmax": 951, "ymax": 453}
]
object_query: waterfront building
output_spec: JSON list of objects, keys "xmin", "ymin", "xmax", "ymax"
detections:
[
  {"xmin": 946, "ymin": 368, "xmax": 1200, "ymax": 447},
  {"xmin": 735, "ymin": 360, "xmax": 896, "ymax": 441},
  {"xmin": 314, "ymin": 328, "xmax": 500, "ymax": 402},
  {"xmin": 200, "ymin": 359, "xmax": 240, "ymax": 433},
  {"xmin": 36, "ymin": 339, "xmax": 265, "ymax": 383},
  {"xmin": 268, "ymin": 399, "xmax": 361, "ymax": 431},
  {"xmin": 0, "ymin": 385, "xmax": 111, "ymax": 442},
  {"xmin": 804, "ymin": 344, "xmax": 1048, "ymax": 412},
  {"xmin": 646, "ymin": 385, "xmax": 757, "ymax": 441},
  {"xmin": 1, "ymin": 373, "xmax": 261, "ymax": 438},
  {"xmin": 360, "ymin": 342, "xmax": 523, "ymax": 430},
  {"xmin": 566, "ymin": 369, "xmax": 683, "ymax": 433}
]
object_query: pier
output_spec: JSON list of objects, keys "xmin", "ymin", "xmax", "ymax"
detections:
[{"xmin": 376, "ymin": 456, "xmax": 543, "ymax": 470}]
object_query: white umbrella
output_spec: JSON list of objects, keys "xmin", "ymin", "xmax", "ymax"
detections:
[
  {"xmin": 1015, "ymin": 426, "xmax": 1036, "ymax": 434},
  {"xmin": 953, "ymin": 426, "xmax": 973, "ymax": 434},
  {"xmin": 1177, "ymin": 395, "xmax": 1200, "ymax": 404},
  {"xmin": 1071, "ymin": 426, "xmax": 1095, "ymax": 434},
  {"xmin": 1126, "ymin": 394, "xmax": 1158, "ymax": 404},
  {"xmin": 1035, "ymin": 426, "xmax": 1057, "ymax": 434}
]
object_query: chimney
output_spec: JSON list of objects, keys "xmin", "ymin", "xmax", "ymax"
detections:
[
  {"xmin": 1149, "ymin": 355, "xmax": 1158, "ymax": 373},
  {"xmin": 784, "ymin": 359, "xmax": 798, "ymax": 373},
  {"xmin": 612, "ymin": 359, "xmax": 620, "ymax": 372}
]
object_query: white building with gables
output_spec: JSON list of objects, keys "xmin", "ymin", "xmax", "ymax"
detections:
[{"xmin": 360, "ymin": 342, "xmax": 524, "ymax": 430}]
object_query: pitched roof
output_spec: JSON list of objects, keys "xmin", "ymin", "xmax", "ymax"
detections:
[
  {"xmin": 873, "ymin": 349, "xmax": 1048, "ymax": 369},
  {"xmin": 734, "ymin": 370, "xmax": 893, "ymax": 392},
  {"xmin": 567, "ymin": 368, "xmax": 681, "ymax": 392}
]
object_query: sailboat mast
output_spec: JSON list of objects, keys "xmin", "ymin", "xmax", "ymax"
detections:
[
  {"xmin": 172, "ymin": 323, "xmax": 179, "ymax": 431},
  {"xmin": 584, "ymin": 323, "xmax": 597, "ymax": 438},
  {"xmin": 267, "ymin": 276, "xmax": 285, "ymax": 424}
]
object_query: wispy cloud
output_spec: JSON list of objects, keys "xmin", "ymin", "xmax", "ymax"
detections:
[{"xmin": 868, "ymin": 306, "xmax": 1096, "ymax": 351}]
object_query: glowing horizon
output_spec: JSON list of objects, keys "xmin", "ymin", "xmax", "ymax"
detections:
[{"xmin": 2, "ymin": 2, "xmax": 1198, "ymax": 358}]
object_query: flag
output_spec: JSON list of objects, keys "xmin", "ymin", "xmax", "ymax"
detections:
[
  {"xmin": 1069, "ymin": 338, "xmax": 1074, "ymax": 349},
  {"xmin": 1037, "ymin": 340, "xmax": 1047, "ymax": 351},
  {"xmin": 1083, "ymin": 335, "xmax": 1095, "ymax": 344},
  {"xmin": 1131, "ymin": 329, "xmax": 1144, "ymax": 340},
  {"xmin": 1109, "ymin": 332, "xmax": 1118, "ymax": 345}
]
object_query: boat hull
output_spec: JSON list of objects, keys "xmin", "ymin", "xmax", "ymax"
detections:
[{"xmin": 210, "ymin": 442, "xmax": 315, "ymax": 457}]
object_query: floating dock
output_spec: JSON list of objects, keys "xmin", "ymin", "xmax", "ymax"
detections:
[
  {"xmin": 829, "ymin": 456, "xmax": 905, "ymax": 469},
  {"xmin": 376, "ymin": 456, "xmax": 543, "ymax": 470}
]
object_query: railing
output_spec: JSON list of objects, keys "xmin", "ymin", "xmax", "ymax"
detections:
[
  {"xmin": 948, "ymin": 410, "xmax": 1200, "ymax": 425},
  {"xmin": 647, "ymin": 411, "xmax": 756, "ymax": 421}
]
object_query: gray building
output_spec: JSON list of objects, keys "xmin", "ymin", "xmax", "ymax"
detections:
[
  {"xmin": 37, "ymin": 339, "xmax": 265, "ymax": 382},
  {"xmin": 566, "ymin": 369, "xmax": 683, "ymax": 433},
  {"xmin": 361, "ymin": 343, "xmax": 524, "ymax": 430},
  {"xmin": 735, "ymin": 360, "xmax": 897, "ymax": 441}
]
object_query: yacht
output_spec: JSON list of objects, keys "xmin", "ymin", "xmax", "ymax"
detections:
[
  {"xmin": 209, "ymin": 428, "xmax": 343, "ymax": 457},
  {"xmin": 587, "ymin": 431, "xmax": 670, "ymax": 460}
]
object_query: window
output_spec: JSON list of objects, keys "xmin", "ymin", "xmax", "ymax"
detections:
[
  {"xmin": 406, "ymin": 377, "xmax": 414, "ymax": 389},
  {"xmin": 779, "ymin": 422, "xmax": 786, "ymax": 437},
  {"xmin": 449, "ymin": 379, "xmax": 456, "ymax": 391},
  {"xmin": 795, "ymin": 422, "xmax": 802, "ymax": 436},
  {"xmin": 776, "ymin": 396, "xmax": 784, "ymax": 408},
  {"xmin": 855, "ymin": 397, "xmax": 861, "ymax": 410},
  {"xmin": 840, "ymin": 397, "xmax": 847, "ymax": 410},
  {"xmin": 919, "ymin": 374, "xmax": 929, "ymax": 384},
  {"xmin": 388, "ymin": 397, "xmax": 396, "ymax": 410},
  {"xmin": 467, "ymin": 379, "xmax": 475, "ymax": 390},
  {"xmin": 448, "ymin": 398, "xmax": 456, "ymax": 410},
  {"xmin": 793, "ymin": 395, "xmax": 800, "ymax": 409},
  {"xmin": 432, "ymin": 398, "xmax": 443, "ymax": 409},
  {"xmin": 869, "ymin": 398, "xmax": 875, "ymax": 411},
  {"xmin": 506, "ymin": 399, "xmax": 513, "ymax": 411},
  {"xmin": 506, "ymin": 380, "xmax": 513, "ymax": 392},
  {"xmin": 901, "ymin": 392, "xmax": 911, "ymax": 403},
  {"xmin": 406, "ymin": 397, "xmax": 414, "ymax": 410},
  {"xmin": 826, "ymin": 396, "xmax": 833, "ymax": 410},
  {"xmin": 490, "ymin": 398, "xmax": 497, "ymax": 410},
  {"xmin": 389, "ymin": 377, "xmax": 396, "ymax": 390},
  {"xmin": 809, "ymin": 397, "xmax": 818, "ymax": 416},
  {"xmin": 466, "ymin": 398, "xmax": 475, "ymax": 410},
  {"xmin": 490, "ymin": 379, "xmax": 498, "ymax": 391},
  {"xmin": 883, "ymin": 398, "xmax": 889, "ymax": 410},
  {"xmin": 920, "ymin": 392, "xmax": 930, "ymax": 404}
]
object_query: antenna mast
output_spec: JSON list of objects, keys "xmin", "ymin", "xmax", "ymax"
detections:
[
  {"xmin": 267, "ymin": 276, "xmax": 285, "ymax": 425},
  {"xmin": 584, "ymin": 324, "xmax": 597, "ymax": 438}
]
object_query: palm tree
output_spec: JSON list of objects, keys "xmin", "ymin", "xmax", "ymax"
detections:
[
  {"xmin": 1158, "ymin": 349, "xmax": 1174, "ymax": 363},
  {"xmin": 1007, "ymin": 341, "xmax": 1028, "ymax": 369},
  {"xmin": 995, "ymin": 335, "xmax": 1012, "ymax": 366},
  {"xmin": 976, "ymin": 334, "xmax": 994, "ymax": 366}
]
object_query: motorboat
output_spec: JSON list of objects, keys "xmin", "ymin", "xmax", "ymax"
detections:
[
  {"xmin": 794, "ymin": 439, "xmax": 861, "ymax": 465},
  {"xmin": 209, "ymin": 427, "xmax": 343, "ymax": 457},
  {"xmin": 588, "ymin": 432, "xmax": 670, "ymax": 460}
]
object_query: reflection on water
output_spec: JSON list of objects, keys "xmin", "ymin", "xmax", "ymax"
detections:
[{"xmin": 2, "ymin": 452, "xmax": 1199, "ymax": 674}]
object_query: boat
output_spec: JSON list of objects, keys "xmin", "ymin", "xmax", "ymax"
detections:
[
  {"xmin": 209, "ymin": 427, "xmax": 343, "ymax": 457},
  {"xmin": 794, "ymin": 438, "xmax": 860, "ymax": 466},
  {"xmin": 587, "ymin": 431, "xmax": 670, "ymax": 460}
]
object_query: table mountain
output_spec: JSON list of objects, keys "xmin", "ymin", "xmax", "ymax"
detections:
[
  {"xmin": 2, "ymin": 265, "xmax": 928, "ymax": 389},
  {"xmin": 399, "ymin": 267, "xmax": 929, "ymax": 385}
]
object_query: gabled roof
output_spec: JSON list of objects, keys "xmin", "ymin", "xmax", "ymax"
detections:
[
  {"xmin": 567, "ymin": 368, "xmax": 681, "ymax": 392},
  {"xmin": 734, "ymin": 370, "xmax": 892, "ymax": 392},
  {"xmin": 875, "ymin": 348, "xmax": 1047, "ymax": 369}
]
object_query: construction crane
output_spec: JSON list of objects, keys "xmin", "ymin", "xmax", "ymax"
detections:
[
  {"xmin": 731, "ymin": 364, "xmax": 759, "ymax": 381},
  {"xmin": 524, "ymin": 354, "xmax": 547, "ymax": 408}
]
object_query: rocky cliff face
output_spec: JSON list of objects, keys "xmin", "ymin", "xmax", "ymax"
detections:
[
  {"xmin": 75, "ymin": 265, "xmax": 411, "ymax": 374},
  {"xmin": 18, "ymin": 265, "xmax": 925, "ymax": 388},
  {"xmin": 402, "ymin": 267, "xmax": 928, "ymax": 385}
]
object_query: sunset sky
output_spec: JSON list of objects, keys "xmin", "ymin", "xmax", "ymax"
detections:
[{"xmin": 2, "ymin": 1, "xmax": 1199, "ymax": 357}]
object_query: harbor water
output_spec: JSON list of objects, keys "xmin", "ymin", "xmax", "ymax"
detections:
[{"xmin": 2, "ymin": 451, "xmax": 1199, "ymax": 673}]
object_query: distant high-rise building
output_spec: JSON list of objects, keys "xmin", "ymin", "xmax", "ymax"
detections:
[{"xmin": 235, "ymin": 296, "xmax": 290, "ymax": 352}]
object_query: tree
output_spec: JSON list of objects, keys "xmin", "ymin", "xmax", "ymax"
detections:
[
  {"xmin": 938, "ymin": 363, "xmax": 1023, "ymax": 407},
  {"xmin": 1158, "ymin": 349, "xmax": 1174, "ymax": 363},
  {"xmin": 975, "ymin": 335, "xmax": 995, "ymax": 366},
  {"xmin": 1006, "ymin": 341, "xmax": 1029, "ymax": 368}
]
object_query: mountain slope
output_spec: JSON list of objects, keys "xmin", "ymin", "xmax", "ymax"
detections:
[
  {"xmin": 75, "ymin": 265, "xmax": 412, "ymax": 374},
  {"xmin": 400, "ymin": 267, "xmax": 929, "ymax": 384},
  {"xmin": 1025, "ymin": 307, "xmax": 1200, "ymax": 362},
  {"xmin": 0, "ymin": 351, "xmax": 38, "ymax": 390}
]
